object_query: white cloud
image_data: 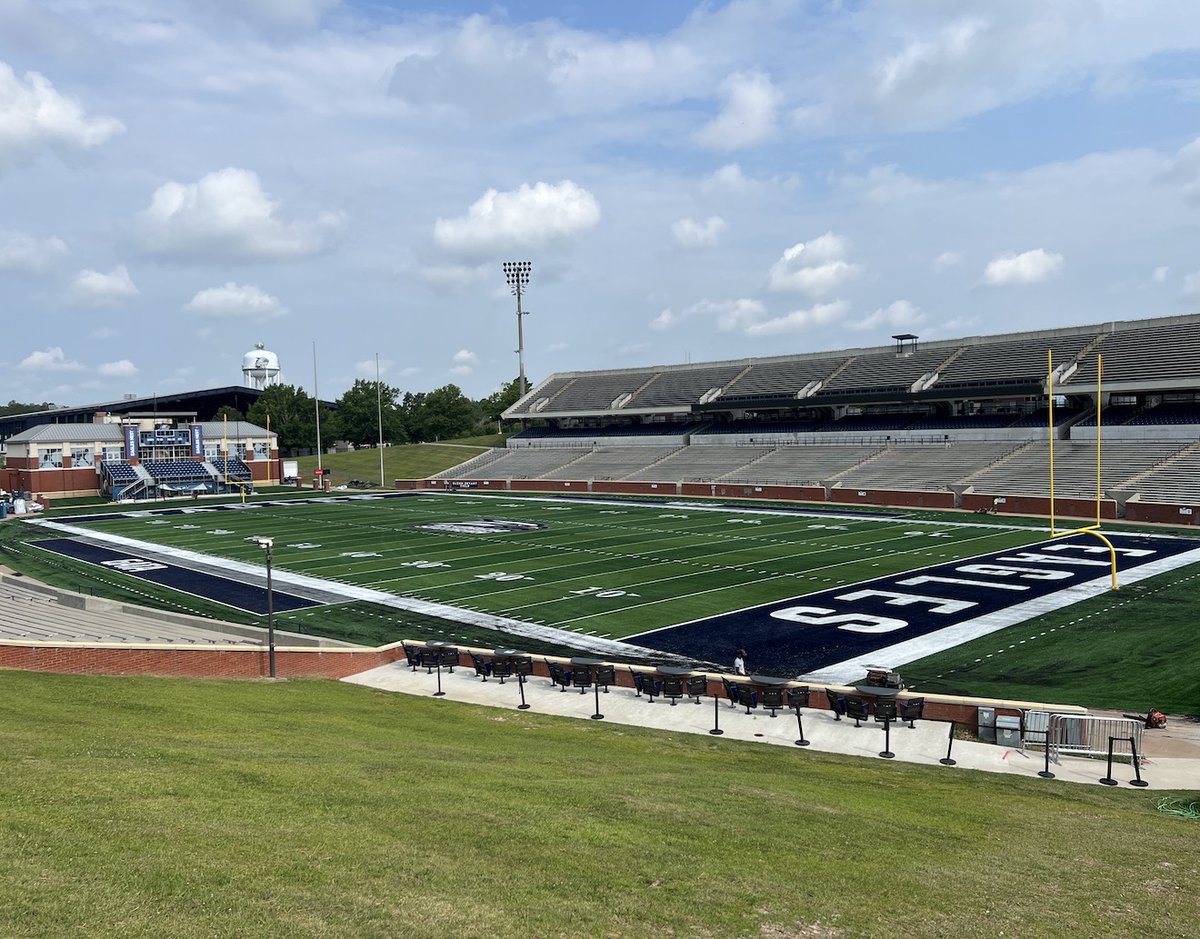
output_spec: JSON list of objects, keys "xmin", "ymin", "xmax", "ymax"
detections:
[
  {"xmin": 768, "ymin": 233, "xmax": 861, "ymax": 296},
  {"xmin": 740, "ymin": 301, "xmax": 850, "ymax": 337},
  {"xmin": 97, "ymin": 359, "xmax": 138, "ymax": 378},
  {"xmin": 434, "ymin": 180, "xmax": 600, "ymax": 257},
  {"xmin": 449, "ymin": 348, "xmax": 478, "ymax": 376},
  {"xmin": 1182, "ymin": 269, "xmax": 1200, "ymax": 299},
  {"xmin": 1152, "ymin": 265, "xmax": 1169, "ymax": 284},
  {"xmin": 695, "ymin": 70, "xmax": 781, "ymax": 150},
  {"xmin": 672, "ymin": 216, "xmax": 726, "ymax": 248},
  {"xmin": 203, "ymin": 0, "xmax": 341, "ymax": 33},
  {"xmin": 703, "ymin": 163, "xmax": 752, "ymax": 192},
  {"xmin": 353, "ymin": 357, "xmax": 401, "ymax": 378},
  {"xmin": 0, "ymin": 62, "xmax": 123, "ymax": 171},
  {"xmin": 933, "ymin": 251, "xmax": 962, "ymax": 272},
  {"xmin": 0, "ymin": 230, "xmax": 67, "ymax": 274},
  {"xmin": 71, "ymin": 264, "xmax": 138, "ymax": 306},
  {"xmin": 18, "ymin": 346, "xmax": 83, "ymax": 371},
  {"xmin": 983, "ymin": 248, "xmax": 1064, "ymax": 286},
  {"xmin": 418, "ymin": 262, "xmax": 489, "ymax": 291},
  {"xmin": 136, "ymin": 168, "xmax": 342, "ymax": 261},
  {"xmin": 183, "ymin": 282, "xmax": 287, "ymax": 319},
  {"xmin": 850, "ymin": 299, "xmax": 927, "ymax": 332},
  {"xmin": 1162, "ymin": 137, "xmax": 1200, "ymax": 202},
  {"xmin": 650, "ymin": 298, "xmax": 764, "ymax": 332}
]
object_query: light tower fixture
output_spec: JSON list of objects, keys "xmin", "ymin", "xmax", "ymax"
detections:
[{"xmin": 502, "ymin": 261, "xmax": 532, "ymax": 397}]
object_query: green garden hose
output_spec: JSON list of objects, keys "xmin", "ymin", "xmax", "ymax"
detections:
[{"xmin": 1156, "ymin": 797, "xmax": 1200, "ymax": 819}]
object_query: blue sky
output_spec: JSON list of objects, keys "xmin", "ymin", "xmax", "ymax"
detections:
[{"xmin": 3, "ymin": 0, "xmax": 1200, "ymax": 406}]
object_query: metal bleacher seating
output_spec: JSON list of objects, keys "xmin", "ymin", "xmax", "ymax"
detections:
[{"xmin": 834, "ymin": 443, "xmax": 1021, "ymax": 491}]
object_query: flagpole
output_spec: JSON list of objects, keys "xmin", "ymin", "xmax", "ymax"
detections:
[
  {"xmin": 376, "ymin": 353, "xmax": 385, "ymax": 489},
  {"xmin": 312, "ymin": 340, "xmax": 323, "ymax": 477}
]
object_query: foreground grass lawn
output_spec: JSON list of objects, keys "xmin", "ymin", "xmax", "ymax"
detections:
[{"xmin": 1, "ymin": 673, "xmax": 1197, "ymax": 938}]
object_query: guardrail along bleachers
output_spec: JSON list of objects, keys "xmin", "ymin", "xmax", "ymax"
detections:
[
  {"xmin": 511, "ymin": 421, "xmax": 704, "ymax": 440},
  {"xmin": 1007, "ymin": 408, "xmax": 1082, "ymax": 428},
  {"xmin": 720, "ymin": 356, "xmax": 846, "ymax": 399},
  {"xmin": 629, "ymin": 366, "xmax": 744, "ymax": 408},
  {"xmin": 821, "ymin": 347, "xmax": 950, "ymax": 393},
  {"xmin": 622, "ymin": 447, "xmax": 773, "ymax": 481},
  {"xmin": 907, "ymin": 414, "xmax": 1016, "ymax": 430},
  {"xmin": 543, "ymin": 447, "xmax": 679, "ymax": 480},
  {"xmin": 960, "ymin": 441, "xmax": 1186, "ymax": 497},
  {"xmin": 1071, "ymin": 320, "xmax": 1200, "ymax": 386},
  {"xmin": 936, "ymin": 334, "xmax": 1098, "ymax": 388},
  {"xmin": 537, "ymin": 372, "xmax": 647, "ymax": 412},
  {"xmin": 723, "ymin": 445, "xmax": 885, "ymax": 486},
  {"xmin": 833, "ymin": 443, "xmax": 1020, "ymax": 491},
  {"xmin": 1078, "ymin": 404, "xmax": 1141, "ymax": 426}
]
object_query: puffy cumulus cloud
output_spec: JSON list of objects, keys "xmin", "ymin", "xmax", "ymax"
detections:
[
  {"xmin": 702, "ymin": 163, "xmax": 753, "ymax": 193},
  {"xmin": 983, "ymin": 248, "xmax": 1064, "ymax": 286},
  {"xmin": 0, "ymin": 229, "xmax": 67, "ymax": 274},
  {"xmin": 671, "ymin": 216, "xmax": 725, "ymax": 248},
  {"xmin": 695, "ymin": 70, "xmax": 781, "ymax": 151},
  {"xmin": 71, "ymin": 264, "xmax": 138, "ymax": 306},
  {"xmin": 354, "ymin": 357, "xmax": 390, "ymax": 378},
  {"xmin": 450, "ymin": 348, "xmax": 478, "ymax": 376},
  {"xmin": 933, "ymin": 251, "xmax": 962, "ymax": 272},
  {"xmin": 136, "ymin": 168, "xmax": 343, "ymax": 262},
  {"xmin": 738, "ymin": 301, "xmax": 850, "ymax": 337},
  {"xmin": 1152, "ymin": 265, "xmax": 1169, "ymax": 284},
  {"xmin": 97, "ymin": 359, "xmax": 138, "ymax": 378},
  {"xmin": 0, "ymin": 62, "xmax": 123, "ymax": 171},
  {"xmin": 850, "ymin": 299, "xmax": 926, "ymax": 332},
  {"xmin": 1160, "ymin": 136, "xmax": 1200, "ymax": 202},
  {"xmin": 183, "ymin": 282, "xmax": 287, "ymax": 319},
  {"xmin": 19, "ymin": 346, "xmax": 83, "ymax": 371},
  {"xmin": 650, "ymin": 298, "xmax": 764, "ymax": 332},
  {"xmin": 768, "ymin": 233, "xmax": 860, "ymax": 296},
  {"xmin": 433, "ymin": 180, "xmax": 600, "ymax": 258},
  {"xmin": 1182, "ymin": 269, "xmax": 1200, "ymax": 299}
]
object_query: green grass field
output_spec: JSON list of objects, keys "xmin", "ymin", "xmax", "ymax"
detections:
[
  {"xmin": 46, "ymin": 493, "xmax": 1047, "ymax": 639},
  {"xmin": 6, "ymin": 491, "xmax": 1199, "ymax": 712},
  {"xmin": 0, "ymin": 672, "xmax": 1195, "ymax": 939},
  {"xmin": 293, "ymin": 436, "xmax": 507, "ymax": 486}
]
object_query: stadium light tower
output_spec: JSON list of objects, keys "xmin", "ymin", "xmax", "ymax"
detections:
[{"xmin": 502, "ymin": 261, "xmax": 532, "ymax": 397}]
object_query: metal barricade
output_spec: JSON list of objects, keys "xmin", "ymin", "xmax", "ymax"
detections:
[{"xmin": 1046, "ymin": 714, "xmax": 1143, "ymax": 765}]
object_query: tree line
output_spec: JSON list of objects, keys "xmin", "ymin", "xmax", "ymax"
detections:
[{"xmin": 216, "ymin": 378, "xmax": 527, "ymax": 452}]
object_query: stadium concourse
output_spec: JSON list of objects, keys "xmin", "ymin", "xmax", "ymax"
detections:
[
  {"xmin": 426, "ymin": 312, "xmax": 1200, "ymax": 525},
  {"xmin": 345, "ymin": 647, "xmax": 1200, "ymax": 791}
]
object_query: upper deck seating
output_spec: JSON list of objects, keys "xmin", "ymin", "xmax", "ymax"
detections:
[
  {"xmin": 936, "ymin": 334, "xmax": 1097, "ymax": 388},
  {"xmin": 629, "ymin": 366, "xmax": 744, "ymax": 408},
  {"xmin": 821, "ymin": 348, "xmax": 950, "ymax": 394},
  {"xmin": 1072, "ymin": 321, "xmax": 1200, "ymax": 386},
  {"xmin": 719, "ymin": 356, "xmax": 847, "ymax": 399}
]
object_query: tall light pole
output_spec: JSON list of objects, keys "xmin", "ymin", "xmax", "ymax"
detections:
[
  {"xmin": 375, "ymin": 352, "xmax": 385, "ymax": 489},
  {"xmin": 502, "ymin": 261, "xmax": 532, "ymax": 397},
  {"xmin": 255, "ymin": 537, "xmax": 276, "ymax": 678}
]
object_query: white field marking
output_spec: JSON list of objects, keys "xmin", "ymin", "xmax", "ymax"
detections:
[
  {"xmin": 411, "ymin": 516, "xmax": 941, "ymax": 603},
  {"xmin": 621, "ymin": 527, "xmax": 1059, "ymax": 639},
  {"xmin": 440, "ymin": 490, "xmax": 1049, "ymax": 533},
  {"xmin": 25, "ymin": 518, "xmax": 683, "ymax": 660},
  {"xmin": 802, "ymin": 546, "xmax": 1200, "ymax": 684},
  {"xmin": 498, "ymin": 526, "xmax": 1025, "ymax": 622}
]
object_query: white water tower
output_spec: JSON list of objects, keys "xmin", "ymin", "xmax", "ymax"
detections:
[{"xmin": 242, "ymin": 342, "xmax": 282, "ymax": 390}]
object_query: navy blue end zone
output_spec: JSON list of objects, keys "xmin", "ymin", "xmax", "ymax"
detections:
[
  {"xmin": 632, "ymin": 533, "xmax": 1200, "ymax": 676},
  {"xmin": 31, "ymin": 538, "xmax": 321, "ymax": 616}
]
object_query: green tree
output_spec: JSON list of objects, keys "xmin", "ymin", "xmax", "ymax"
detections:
[
  {"xmin": 246, "ymin": 384, "xmax": 335, "ymax": 452},
  {"xmin": 335, "ymin": 379, "xmax": 406, "ymax": 446},
  {"xmin": 479, "ymin": 377, "xmax": 528, "ymax": 427},
  {"xmin": 212, "ymin": 405, "xmax": 244, "ymax": 423},
  {"xmin": 402, "ymin": 385, "xmax": 479, "ymax": 442},
  {"xmin": 0, "ymin": 399, "xmax": 56, "ymax": 417}
]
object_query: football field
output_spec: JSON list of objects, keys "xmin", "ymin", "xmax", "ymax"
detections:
[{"xmin": 28, "ymin": 492, "xmax": 1200, "ymax": 680}]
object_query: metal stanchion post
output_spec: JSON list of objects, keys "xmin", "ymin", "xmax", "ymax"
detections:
[
  {"xmin": 433, "ymin": 657, "xmax": 445, "ymax": 698},
  {"xmin": 879, "ymin": 716, "xmax": 895, "ymax": 759},
  {"xmin": 516, "ymin": 672, "xmax": 530, "ymax": 710},
  {"xmin": 1037, "ymin": 738, "xmax": 1055, "ymax": 779},
  {"xmin": 939, "ymin": 720, "xmax": 957, "ymax": 766},
  {"xmin": 794, "ymin": 709, "xmax": 809, "ymax": 747},
  {"xmin": 1099, "ymin": 736, "xmax": 1118, "ymax": 785},
  {"xmin": 591, "ymin": 676, "xmax": 604, "ymax": 720},
  {"xmin": 1128, "ymin": 736, "xmax": 1149, "ymax": 788},
  {"xmin": 709, "ymin": 693, "xmax": 724, "ymax": 735}
]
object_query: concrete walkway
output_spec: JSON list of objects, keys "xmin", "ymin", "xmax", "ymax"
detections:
[{"xmin": 344, "ymin": 661, "xmax": 1200, "ymax": 791}]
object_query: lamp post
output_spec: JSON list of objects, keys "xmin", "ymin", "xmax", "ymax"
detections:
[
  {"xmin": 502, "ymin": 261, "xmax": 532, "ymax": 397},
  {"xmin": 255, "ymin": 537, "xmax": 276, "ymax": 678}
]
